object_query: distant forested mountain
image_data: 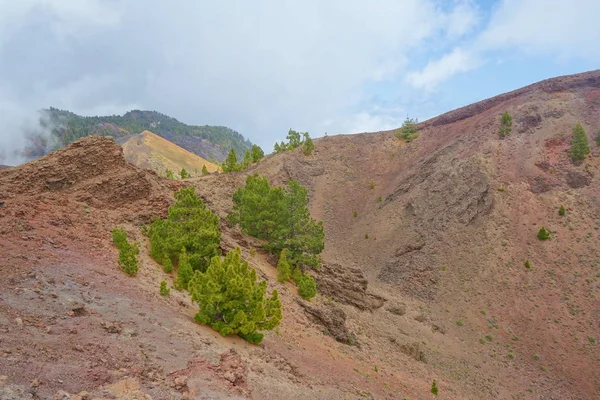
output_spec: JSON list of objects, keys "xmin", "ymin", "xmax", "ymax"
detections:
[{"xmin": 24, "ymin": 108, "xmax": 252, "ymax": 162}]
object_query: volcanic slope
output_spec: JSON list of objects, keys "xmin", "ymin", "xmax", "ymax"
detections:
[
  {"xmin": 0, "ymin": 69, "xmax": 599, "ymax": 400},
  {"xmin": 195, "ymin": 69, "xmax": 600, "ymax": 399},
  {"xmin": 0, "ymin": 137, "xmax": 457, "ymax": 400},
  {"xmin": 120, "ymin": 130, "xmax": 220, "ymax": 177}
]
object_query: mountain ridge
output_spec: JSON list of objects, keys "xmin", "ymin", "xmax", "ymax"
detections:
[{"xmin": 24, "ymin": 108, "xmax": 252, "ymax": 163}]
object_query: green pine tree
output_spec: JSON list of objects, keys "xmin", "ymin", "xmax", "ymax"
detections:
[
  {"xmin": 165, "ymin": 169, "xmax": 175, "ymax": 179},
  {"xmin": 242, "ymin": 150, "xmax": 253, "ymax": 170},
  {"xmin": 222, "ymin": 148, "xmax": 240, "ymax": 172},
  {"xmin": 149, "ymin": 187, "xmax": 220, "ymax": 272},
  {"xmin": 277, "ymin": 249, "xmax": 292, "ymax": 282},
  {"xmin": 189, "ymin": 248, "xmax": 282, "ymax": 344},
  {"xmin": 537, "ymin": 227, "xmax": 550, "ymax": 241},
  {"xmin": 569, "ymin": 123, "xmax": 590, "ymax": 161},
  {"xmin": 499, "ymin": 111, "xmax": 512, "ymax": 138},
  {"xmin": 431, "ymin": 380, "xmax": 438, "ymax": 396},
  {"xmin": 163, "ymin": 253, "xmax": 173, "ymax": 273},
  {"xmin": 558, "ymin": 205, "xmax": 566, "ymax": 216},
  {"xmin": 302, "ymin": 132, "xmax": 314, "ymax": 156},
  {"xmin": 395, "ymin": 117, "xmax": 419, "ymax": 142},
  {"xmin": 201, "ymin": 164, "xmax": 209, "ymax": 175},
  {"xmin": 176, "ymin": 248, "xmax": 194, "ymax": 290},
  {"xmin": 286, "ymin": 129, "xmax": 302, "ymax": 149},
  {"xmin": 160, "ymin": 281, "xmax": 170, "ymax": 296},
  {"xmin": 251, "ymin": 144, "xmax": 264, "ymax": 162},
  {"xmin": 112, "ymin": 227, "xmax": 139, "ymax": 276},
  {"xmin": 180, "ymin": 168, "xmax": 190, "ymax": 179}
]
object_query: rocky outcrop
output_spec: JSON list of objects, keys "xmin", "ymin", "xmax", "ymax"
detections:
[
  {"xmin": 315, "ymin": 263, "xmax": 385, "ymax": 311},
  {"xmin": 296, "ymin": 299, "xmax": 356, "ymax": 345}
]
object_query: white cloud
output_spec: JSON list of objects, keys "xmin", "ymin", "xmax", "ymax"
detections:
[
  {"xmin": 0, "ymin": 0, "xmax": 484, "ymax": 156},
  {"xmin": 406, "ymin": 47, "xmax": 481, "ymax": 90},
  {"xmin": 477, "ymin": 0, "xmax": 600, "ymax": 60},
  {"xmin": 443, "ymin": 0, "xmax": 481, "ymax": 38}
]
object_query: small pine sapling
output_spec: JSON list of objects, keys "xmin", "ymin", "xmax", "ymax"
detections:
[
  {"xmin": 558, "ymin": 205, "xmax": 566, "ymax": 216},
  {"xmin": 160, "ymin": 281, "xmax": 170, "ymax": 296},
  {"xmin": 537, "ymin": 227, "xmax": 550, "ymax": 241}
]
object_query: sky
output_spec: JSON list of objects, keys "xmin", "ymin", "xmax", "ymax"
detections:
[{"xmin": 1, "ymin": 0, "xmax": 599, "ymax": 164}]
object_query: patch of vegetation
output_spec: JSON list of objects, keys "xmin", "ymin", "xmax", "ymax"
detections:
[
  {"xmin": 533, "ymin": 353, "xmax": 540, "ymax": 361},
  {"xmin": 569, "ymin": 123, "xmax": 590, "ymax": 161},
  {"xmin": 228, "ymin": 175, "xmax": 323, "ymax": 299},
  {"xmin": 456, "ymin": 319, "xmax": 464, "ymax": 327},
  {"xmin": 369, "ymin": 182, "xmax": 375, "ymax": 190},
  {"xmin": 558, "ymin": 205, "xmax": 566, "ymax": 216},
  {"xmin": 229, "ymin": 174, "xmax": 324, "ymax": 269},
  {"xmin": 537, "ymin": 227, "xmax": 551, "ymax": 241},
  {"xmin": 180, "ymin": 168, "xmax": 190, "ymax": 179},
  {"xmin": 395, "ymin": 117, "xmax": 419, "ymax": 142},
  {"xmin": 431, "ymin": 380, "xmax": 438, "ymax": 396},
  {"xmin": 222, "ymin": 145, "xmax": 266, "ymax": 173},
  {"xmin": 277, "ymin": 249, "xmax": 293, "ymax": 282},
  {"xmin": 293, "ymin": 268, "xmax": 317, "ymax": 300},
  {"xmin": 364, "ymin": 233, "xmax": 369, "ymax": 239},
  {"xmin": 165, "ymin": 169, "xmax": 175, "ymax": 179},
  {"xmin": 201, "ymin": 164, "xmax": 209, "ymax": 175},
  {"xmin": 497, "ymin": 187, "xmax": 505, "ymax": 192},
  {"xmin": 353, "ymin": 210, "xmax": 358, "ymax": 218},
  {"xmin": 251, "ymin": 144, "xmax": 265, "ymax": 162},
  {"xmin": 524, "ymin": 260, "xmax": 531, "ymax": 269},
  {"xmin": 189, "ymin": 248, "xmax": 282, "ymax": 344},
  {"xmin": 160, "ymin": 281, "xmax": 170, "ymax": 296},
  {"xmin": 377, "ymin": 196, "xmax": 382, "ymax": 203},
  {"xmin": 596, "ymin": 132, "xmax": 600, "ymax": 146},
  {"xmin": 589, "ymin": 336, "xmax": 597, "ymax": 344},
  {"xmin": 112, "ymin": 227, "xmax": 139, "ymax": 276},
  {"xmin": 149, "ymin": 188, "xmax": 221, "ymax": 273},
  {"xmin": 274, "ymin": 129, "xmax": 315, "ymax": 156},
  {"xmin": 302, "ymin": 134, "xmax": 315, "ymax": 156},
  {"xmin": 498, "ymin": 111, "xmax": 512, "ymax": 138}
]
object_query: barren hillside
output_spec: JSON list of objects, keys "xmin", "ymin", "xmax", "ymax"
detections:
[
  {"xmin": 121, "ymin": 130, "xmax": 220, "ymax": 177},
  {"xmin": 1, "ymin": 70, "xmax": 599, "ymax": 400}
]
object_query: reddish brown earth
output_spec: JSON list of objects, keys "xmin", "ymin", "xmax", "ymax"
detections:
[{"xmin": 2, "ymin": 70, "xmax": 600, "ymax": 399}]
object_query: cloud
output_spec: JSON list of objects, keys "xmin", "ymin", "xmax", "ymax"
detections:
[
  {"xmin": 477, "ymin": 0, "xmax": 600, "ymax": 60},
  {"xmin": 406, "ymin": 47, "xmax": 481, "ymax": 90},
  {"xmin": 0, "ymin": 0, "xmax": 481, "ymax": 157}
]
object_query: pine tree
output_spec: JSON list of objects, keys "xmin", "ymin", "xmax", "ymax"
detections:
[
  {"xmin": 149, "ymin": 187, "xmax": 220, "ymax": 272},
  {"xmin": 395, "ymin": 117, "xmax": 419, "ymax": 142},
  {"xmin": 163, "ymin": 253, "xmax": 173, "ymax": 273},
  {"xmin": 431, "ymin": 380, "xmax": 438, "ymax": 396},
  {"xmin": 242, "ymin": 150, "xmax": 253, "ymax": 170},
  {"xmin": 277, "ymin": 249, "xmax": 292, "ymax": 282},
  {"xmin": 251, "ymin": 144, "xmax": 264, "ymax": 162},
  {"xmin": 499, "ymin": 111, "xmax": 512, "ymax": 138},
  {"xmin": 189, "ymin": 248, "xmax": 282, "ymax": 344},
  {"xmin": 180, "ymin": 168, "xmax": 190, "ymax": 179},
  {"xmin": 569, "ymin": 123, "xmax": 590, "ymax": 161},
  {"xmin": 537, "ymin": 227, "xmax": 550, "ymax": 241},
  {"xmin": 176, "ymin": 248, "xmax": 194, "ymax": 290},
  {"xmin": 160, "ymin": 281, "xmax": 170, "ymax": 296},
  {"xmin": 222, "ymin": 148, "xmax": 239, "ymax": 172},
  {"xmin": 165, "ymin": 169, "xmax": 175, "ymax": 179},
  {"xmin": 201, "ymin": 164, "xmax": 209, "ymax": 175},
  {"xmin": 302, "ymin": 132, "xmax": 314, "ymax": 156},
  {"xmin": 286, "ymin": 129, "xmax": 302, "ymax": 149},
  {"xmin": 274, "ymin": 142, "xmax": 282, "ymax": 153},
  {"xmin": 558, "ymin": 205, "xmax": 566, "ymax": 216},
  {"xmin": 112, "ymin": 228, "xmax": 139, "ymax": 276}
]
